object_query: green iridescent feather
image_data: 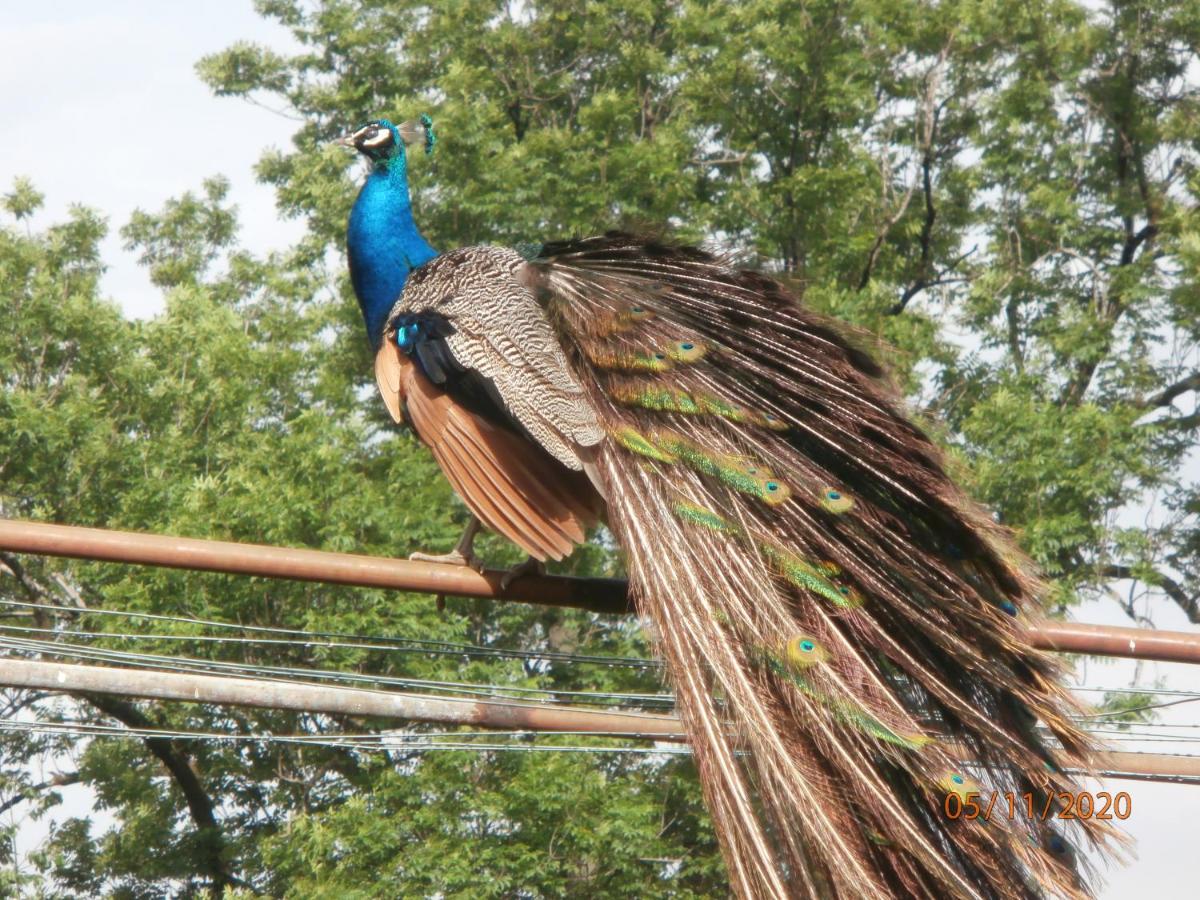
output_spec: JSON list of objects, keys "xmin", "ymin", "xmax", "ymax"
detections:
[
  {"xmin": 761, "ymin": 547, "xmax": 863, "ymax": 609},
  {"xmin": 653, "ymin": 435, "xmax": 791, "ymax": 506},
  {"xmin": 671, "ymin": 501, "xmax": 863, "ymax": 609},
  {"xmin": 763, "ymin": 652, "xmax": 933, "ymax": 752}
]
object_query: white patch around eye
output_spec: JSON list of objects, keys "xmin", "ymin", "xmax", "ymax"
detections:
[{"xmin": 362, "ymin": 129, "xmax": 393, "ymax": 149}]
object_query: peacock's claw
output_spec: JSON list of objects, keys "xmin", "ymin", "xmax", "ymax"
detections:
[
  {"xmin": 408, "ymin": 548, "xmax": 485, "ymax": 574},
  {"xmin": 409, "ymin": 516, "xmax": 484, "ymax": 573},
  {"xmin": 499, "ymin": 556, "xmax": 546, "ymax": 590}
]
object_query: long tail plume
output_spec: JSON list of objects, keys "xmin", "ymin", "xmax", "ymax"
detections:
[{"xmin": 526, "ymin": 233, "xmax": 1123, "ymax": 899}]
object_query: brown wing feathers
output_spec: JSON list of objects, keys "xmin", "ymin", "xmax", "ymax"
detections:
[{"xmin": 374, "ymin": 339, "xmax": 599, "ymax": 561}]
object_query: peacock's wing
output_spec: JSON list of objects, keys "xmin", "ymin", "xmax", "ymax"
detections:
[
  {"xmin": 374, "ymin": 247, "xmax": 603, "ymax": 561},
  {"xmin": 515, "ymin": 232, "xmax": 1121, "ymax": 899}
]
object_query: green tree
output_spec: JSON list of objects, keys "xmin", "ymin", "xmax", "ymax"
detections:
[
  {"xmin": 200, "ymin": 0, "xmax": 1198, "ymax": 614},
  {"xmin": 0, "ymin": 181, "xmax": 714, "ymax": 896},
  {"xmin": 1, "ymin": 0, "xmax": 1197, "ymax": 895}
]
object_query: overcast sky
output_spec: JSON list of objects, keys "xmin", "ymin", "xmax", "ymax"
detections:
[
  {"xmin": 0, "ymin": 1, "xmax": 304, "ymax": 318},
  {"xmin": 2, "ymin": 3, "xmax": 1198, "ymax": 898}
]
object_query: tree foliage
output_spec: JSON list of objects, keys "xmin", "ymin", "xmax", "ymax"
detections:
[{"xmin": 1, "ymin": 0, "xmax": 1198, "ymax": 895}]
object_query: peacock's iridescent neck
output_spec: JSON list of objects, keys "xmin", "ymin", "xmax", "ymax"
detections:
[{"xmin": 347, "ymin": 159, "xmax": 437, "ymax": 347}]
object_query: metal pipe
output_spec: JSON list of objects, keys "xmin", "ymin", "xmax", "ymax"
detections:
[
  {"xmin": 0, "ymin": 656, "xmax": 683, "ymax": 738},
  {"xmin": 4, "ymin": 519, "xmax": 1200, "ymax": 665},
  {"xmin": 1097, "ymin": 751, "xmax": 1200, "ymax": 784},
  {"xmin": 1028, "ymin": 620, "xmax": 1200, "ymax": 666},
  {"xmin": 0, "ymin": 656, "xmax": 1193, "ymax": 783},
  {"xmin": 0, "ymin": 518, "xmax": 630, "ymax": 614}
]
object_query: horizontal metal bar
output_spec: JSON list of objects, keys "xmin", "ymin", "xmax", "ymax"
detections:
[
  {"xmin": 1027, "ymin": 620, "xmax": 1200, "ymax": 666},
  {"xmin": 0, "ymin": 656, "xmax": 683, "ymax": 738},
  {"xmin": 1, "ymin": 657, "xmax": 1194, "ymax": 783},
  {"xmin": 0, "ymin": 518, "xmax": 630, "ymax": 613},
  {"xmin": 3, "ymin": 519, "xmax": 1199, "ymax": 666}
]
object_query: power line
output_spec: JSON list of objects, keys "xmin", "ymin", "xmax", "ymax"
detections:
[
  {"xmin": 3, "ymin": 606, "xmax": 1194, "ymax": 715},
  {"xmin": 5, "ymin": 629, "xmax": 1194, "ymax": 723},
  {"xmin": 0, "ymin": 720, "xmax": 691, "ymax": 756},
  {"xmin": 9, "ymin": 631, "xmax": 1192, "ymax": 735},
  {"xmin": 1077, "ymin": 696, "xmax": 1200, "ymax": 720},
  {"xmin": 0, "ymin": 634, "xmax": 673, "ymax": 709},
  {"xmin": 0, "ymin": 656, "xmax": 1197, "ymax": 782},
  {"xmin": 13, "ymin": 630, "xmax": 1200, "ymax": 740},
  {"xmin": 1073, "ymin": 686, "xmax": 1200, "ymax": 698},
  {"xmin": 0, "ymin": 598, "xmax": 660, "ymax": 669}
]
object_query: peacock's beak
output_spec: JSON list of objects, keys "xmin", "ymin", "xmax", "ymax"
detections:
[{"xmin": 333, "ymin": 131, "xmax": 358, "ymax": 149}]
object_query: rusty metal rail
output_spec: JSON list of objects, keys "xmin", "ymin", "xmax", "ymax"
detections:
[
  {"xmin": 2, "ymin": 518, "xmax": 1198, "ymax": 665},
  {"xmin": 0, "ymin": 518, "xmax": 628, "ymax": 612},
  {"xmin": 4, "ymin": 518, "xmax": 1200, "ymax": 783},
  {"xmin": 0, "ymin": 657, "xmax": 683, "ymax": 737},
  {"xmin": 0, "ymin": 656, "xmax": 1192, "ymax": 784}
]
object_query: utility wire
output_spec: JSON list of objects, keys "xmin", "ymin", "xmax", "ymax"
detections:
[
  {"xmin": 0, "ymin": 598, "xmax": 660, "ymax": 668},
  {"xmin": 0, "ymin": 600, "xmax": 657, "ymax": 672},
  {"xmin": 1076, "ymin": 696, "xmax": 1200, "ymax": 720},
  {"xmin": 0, "ymin": 720, "xmax": 690, "ymax": 755},
  {"xmin": 1073, "ymin": 686, "xmax": 1200, "ymax": 698},
  {"xmin": 0, "ymin": 657, "xmax": 1196, "ymax": 782},
  {"xmin": 0, "ymin": 621, "xmax": 662, "ymax": 676},
  {"xmin": 12, "ymin": 718, "xmax": 1200, "ymax": 754},
  {"xmin": 5, "ymin": 627, "xmax": 1197, "ymax": 719},
  {"xmin": 4, "ymin": 722, "xmax": 1198, "ymax": 782},
  {"xmin": 0, "ymin": 634, "xmax": 674, "ymax": 708}
]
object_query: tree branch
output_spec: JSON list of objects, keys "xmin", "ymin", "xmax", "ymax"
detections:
[
  {"xmin": 0, "ymin": 551, "xmax": 44, "ymax": 603},
  {"xmin": 1059, "ymin": 49, "xmax": 1160, "ymax": 406},
  {"xmin": 0, "ymin": 772, "xmax": 79, "ymax": 817},
  {"xmin": 1005, "ymin": 293, "xmax": 1025, "ymax": 373},
  {"xmin": 1102, "ymin": 563, "xmax": 1199, "ymax": 624},
  {"xmin": 1172, "ymin": 411, "xmax": 1200, "ymax": 431},
  {"xmin": 857, "ymin": 165, "xmax": 918, "ymax": 292},
  {"xmin": 867, "ymin": 46, "xmax": 953, "ymax": 306},
  {"xmin": 889, "ymin": 250, "xmax": 974, "ymax": 315},
  {"xmin": 1, "ymin": 551, "xmax": 238, "ymax": 896},
  {"xmin": 689, "ymin": 152, "xmax": 748, "ymax": 166},
  {"xmin": 81, "ymin": 693, "xmax": 235, "ymax": 898},
  {"xmin": 1119, "ymin": 222, "xmax": 1158, "ymax": 267},
  {"xmin": 1140, "ymin": 371, "xmax": 1200, "ymax": 409}
]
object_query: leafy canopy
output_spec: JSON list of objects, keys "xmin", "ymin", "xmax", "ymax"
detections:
[{"xmin": 1, "ymin": 0, "xmax": 1197, "ymax": 896}]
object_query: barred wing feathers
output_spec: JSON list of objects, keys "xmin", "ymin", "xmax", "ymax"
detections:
[{"xmin": 398, "ymin": 247, "xmax": 605, "ymax": 472}]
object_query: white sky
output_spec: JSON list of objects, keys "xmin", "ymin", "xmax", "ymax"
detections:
[
  {"xmin": 2, "ymin": 3, "xmax": 1198, "ymax": 898},
  {"xmin": 0, "ymin": 1, "xmax": 304, "ymax": 318}
]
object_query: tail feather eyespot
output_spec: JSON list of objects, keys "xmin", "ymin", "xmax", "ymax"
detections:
[
  {"xmin": 820, "ymin": 488, "xmax": 855, "ymax": 514},
  {"xmin": 783, "ymin": 635, "xmax": 831, "ymax": 670},
  {"xmin": 666, "ymin": 340, "xmax": 707, "ymax": 363}
]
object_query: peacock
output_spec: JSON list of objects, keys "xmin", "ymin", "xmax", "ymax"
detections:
[{"xmin": 339, "ymin": 116, "xmax": 1122, "ymax": 899}]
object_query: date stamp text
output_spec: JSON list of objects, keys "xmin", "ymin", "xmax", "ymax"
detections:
[{"xmin": 943, "ymin": 791, "xmax": 1131, "ymax": 822}]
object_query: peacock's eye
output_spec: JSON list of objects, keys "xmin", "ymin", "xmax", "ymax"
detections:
[{"xmin": 356, "ymin": 123, "xmax": 394, "ymax": 152}]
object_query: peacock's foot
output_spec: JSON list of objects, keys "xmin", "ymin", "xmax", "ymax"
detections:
[
  {"xmin": 409, "ymin": 548, "xmax": 485, "ymax": 574},
  {"xmin": 409, "ymin": 516, "xmax": 485, "ymax": 573},
  {"xmin": 499, "ymin": 556, "xmax": 547, "ymax": 590}
]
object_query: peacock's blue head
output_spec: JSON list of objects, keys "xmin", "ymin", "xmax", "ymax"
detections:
[
  {"xmin": 337, "ymin": 117, "xmax": 435, "ymax": 168},
  {"xmin": 340, "ymin": 115, "xmax": 439, "ymax": 347}
]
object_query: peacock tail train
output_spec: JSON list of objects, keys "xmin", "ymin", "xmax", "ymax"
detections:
[
  {"xmin": 346, "ymin": 117, "xmax": 1123, "ymax": 900},
  {"xmin": 370, "ymin": 234, "xmax": 1124, "ymax": 899}
]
